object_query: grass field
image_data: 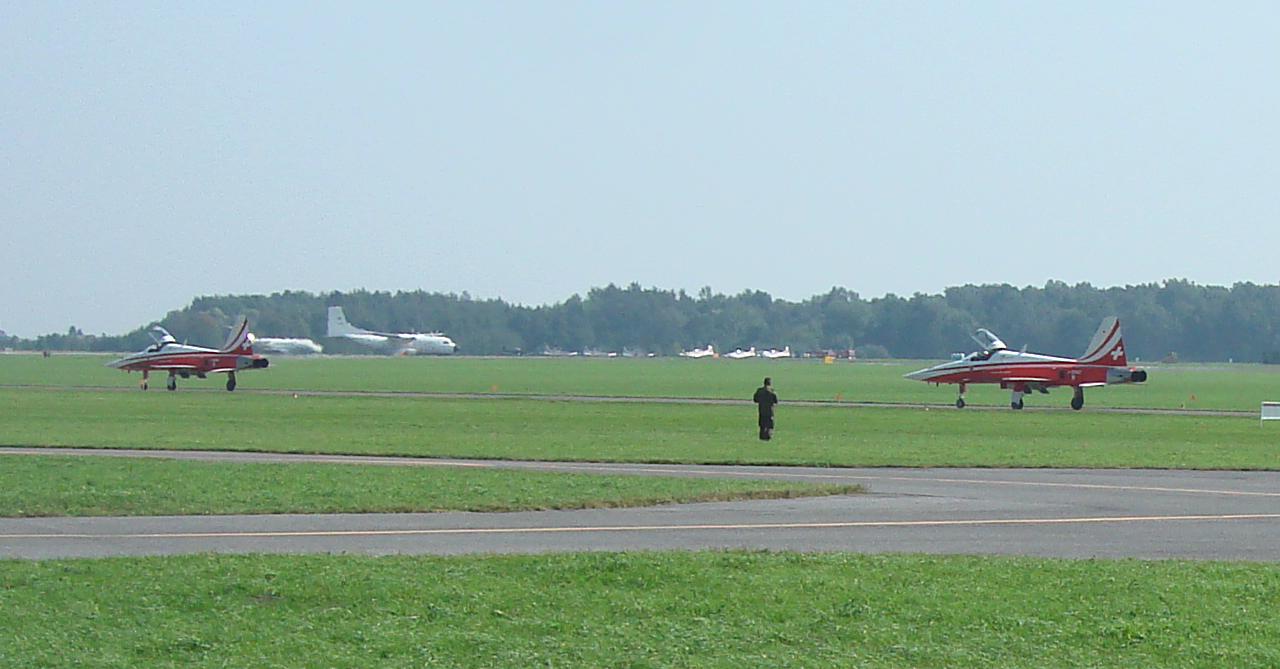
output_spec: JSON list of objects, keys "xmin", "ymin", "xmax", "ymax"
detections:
[
  {"xmin": 0, "ymin": 453, "xmax": 860, "ymax": 517},
  {"xmin": 6, "ymin": 354, "xmax": 1280, "ymax": 667},
  {"xmin": 5, "ymin": 387, "xmax": 1280, "ymax": 470},
  {"xmin": 2, "ymin": 552, "xmax": 1279, "ymax": 668},
  {"xmin": 7, "ymin": 352, "xmax": 1280, "ymax": 410}
]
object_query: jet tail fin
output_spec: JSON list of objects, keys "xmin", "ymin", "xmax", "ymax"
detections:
[
  {"xmin": 221, "ymin": 317, "xmax": 254, "ymax": 354},
  {"xmin": 327, "ymin": 306, "xmax": 368, "ymax": 337},
  {"xmin": 1079, "ymin": 317, "xmax": 1127, "ymax": 366}
]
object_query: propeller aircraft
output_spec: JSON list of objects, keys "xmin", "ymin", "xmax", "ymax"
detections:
[
  {"xmin": 106, "ymin": 317, "xmax": 269, "ymax": 391},
  {"xmin": 327, "ymin": 306, "xmax": 457, "ymax": 355},
  {"xmin": 679, "ymin": 344, "xmax": 716, "ymax": 358},
  {"xmin": 904, "ymin": 317, "xmax": 1148, "ymax": 410}
]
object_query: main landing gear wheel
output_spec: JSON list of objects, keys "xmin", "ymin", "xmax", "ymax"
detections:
[
  {"xmin": 1011, "ymin": 399, "xmax": 1024, "ymax": 410},
  {"xmin": 955, "ymin": 398, "xmax": 966, "ymax": 409},
  {"xmin": 1071, "ymin": 390, "xmax": 1085, "ymax": 411},
  {"xmin": 226, "ymin": 373, "xmax": 237, "ymax": 392},
  {"xmin": 166, "ymin": 374, "xmax": 177, "ymax": 391}
]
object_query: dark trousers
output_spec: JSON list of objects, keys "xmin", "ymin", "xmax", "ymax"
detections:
[{"xmin": 758, "ymin": 414, "xmax": 774, "ymax": 440}]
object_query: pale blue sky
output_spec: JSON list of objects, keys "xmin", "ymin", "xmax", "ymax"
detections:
[{"xmin": 3, "ymin": 2, "xmax": 1278, "ymax": 337}]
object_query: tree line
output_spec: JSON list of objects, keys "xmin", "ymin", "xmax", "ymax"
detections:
[{"xmin": 10, "ymin": 279, "xmax": 1280, "ymax": 362}]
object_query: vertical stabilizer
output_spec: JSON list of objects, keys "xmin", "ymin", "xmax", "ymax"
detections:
[
  {"xmin": 327, "ymin": 306, "xmax": 367, "ymax": 337},
  {"xmin": 221, "ymin": 317, "xmax": 254, "ymax": 354},
  {"xmin": 1079, "ymin": 317, "xmax": 1127, "ymax": 366}
]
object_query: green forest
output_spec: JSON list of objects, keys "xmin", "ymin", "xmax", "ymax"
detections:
[{"xmin": 10, "ymin": 279, "xmax": 1280, "ymax": 362}]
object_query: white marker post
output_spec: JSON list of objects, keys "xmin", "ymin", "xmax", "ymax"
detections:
[{"xmin": 1261, "ymin": 402, "xmax": 1280, "ymax": 423}]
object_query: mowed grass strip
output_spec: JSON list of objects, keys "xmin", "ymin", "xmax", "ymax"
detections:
[
  {"xmin": 2, "ymin": 551, "xmax": 1279, "ymax": 668},
  {"xmin": 0, "ymin": 454, "xmax": 860, "ymax": 517},
  {"xmin": 10, "ymin": 353, "xmax": 1280, "ymax": 411},
  {"xmin": 6, "ymin": 389, "xmax": 1280, "ymax": 470}
]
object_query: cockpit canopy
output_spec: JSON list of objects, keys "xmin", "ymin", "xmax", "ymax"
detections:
[
  {"xmin": 148, "ymin": 326, "xmax": 177, "ymax": 345},
  {"xmin": 144, "ymin": 326, "xmax": 178, "ymax": 352},
  {"xmin": 971, "ymin": 328, "xmax": 1007, "ymax": 352}
]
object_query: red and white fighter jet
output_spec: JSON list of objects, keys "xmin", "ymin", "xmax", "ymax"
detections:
[
  {"xmin": 106, "ymin": 317, "xmax": 269, "ymax": 391},
  {"xmin": 904, "ymin": 317, "xmax": 1148, "ymax": 410}
]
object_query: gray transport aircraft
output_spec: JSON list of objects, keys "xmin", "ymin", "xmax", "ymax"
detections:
[{"xmin": 326, "ymin": 306, "xmax": 457, "ymax": 355}]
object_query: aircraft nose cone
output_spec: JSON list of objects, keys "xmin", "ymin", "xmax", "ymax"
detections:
[{"xmin": 902, "ymin": 368, "xmax": 929, "ymax": 381}]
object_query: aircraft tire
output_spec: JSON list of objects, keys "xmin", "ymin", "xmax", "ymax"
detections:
[
  {"xmin": 166, "ymin": 376, "xmax": 176, "ymax": 391},
  {"xmin": 226, "ymin": 374, "xmax": 237, "ymax": 392},
  {"xmin": 1071, "ymin": 395, "xmax": 1084, "ymax": 411},
  {"xmin": 1011, "ymin": 399, "xmax": 1024, "ymax": 410},
  {"xmin": 955, "ymin": 398, "xmax": 966, "ymax": 409}
]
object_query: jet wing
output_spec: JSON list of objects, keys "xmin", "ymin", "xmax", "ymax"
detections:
[
  {"xmin": 1002, "ymin": 376, "xmax": 1057, "ymax": 383},
  {"xmin": 143, "ymin": 362, "xmax": 201, "ymax": 371},
  {"xmin": 145, "ymin": 361, "xmax": 241, "ymax": 374}
]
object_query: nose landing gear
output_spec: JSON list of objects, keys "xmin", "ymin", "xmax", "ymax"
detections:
[{"xmin": 1010, "ymin": 385, "xmax": 1026, "ymax": 410}]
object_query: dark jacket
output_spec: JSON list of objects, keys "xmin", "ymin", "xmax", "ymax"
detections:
[{"xmin": 753, "ymin": 385, "xmax": 778, "ymax": 417}]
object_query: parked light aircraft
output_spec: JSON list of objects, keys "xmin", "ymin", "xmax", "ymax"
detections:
[
  {"xmin": 679, "ymin": 345, "xmax": 716, "ymax": 358},
  {"xmin": 724, "ymin": 347, "xmax": 756, "ymax": 359},
  {"xmin": 106, "ymin": 317, "xmax": 269, "ymax": 391},
  {"xmin": 758, "ymin": 346, "xmax": 792, "ymax": 359},
  {"xmin": 248, "ymin": 335, "xmax": 323, "ymax": 355},
  {"xmin": 903, "ymin": 317, "xmax": 1148, "ymax": 410},
  {"xmin": 326, "ymin": 306, "xmax": 457, "ymax": 355}
]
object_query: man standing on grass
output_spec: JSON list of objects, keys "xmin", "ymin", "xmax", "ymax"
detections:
[{"xmin": 753, "ymin": 377, "xmax": 778, "ymax": 441}]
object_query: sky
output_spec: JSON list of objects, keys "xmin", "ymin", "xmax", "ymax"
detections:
[{"xmin": 3, "ymin": 2, "xmax": 1280, "ymax": 337}]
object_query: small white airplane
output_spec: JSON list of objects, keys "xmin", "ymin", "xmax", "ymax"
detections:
[
  {"xmin": 724, "ymin": 347, "xmax": 756, "ymax": 359},
  {"xmin": 248, "ymin": 335, "xmax": 323, "ymax": 355},
  {"xmin": 326, "ymin": 306, "xmax": 457, "ymax": 355},
  {"xmin": 758, "ymin": 346, "xmax": 792, "ymax": 359},
  {"xmin": 679, "ymin": 345, "xmax": 716, "ymax": 358}
]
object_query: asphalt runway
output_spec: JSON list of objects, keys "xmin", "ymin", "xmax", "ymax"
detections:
[{"xmin": 3, "ymin": 447, "xmax": 1279, "ymax": 561}]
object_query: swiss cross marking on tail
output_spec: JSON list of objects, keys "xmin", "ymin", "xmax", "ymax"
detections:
[{"xmin": 1111, "ymin": 346, "xmax": 1124, "ymax": 361}]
